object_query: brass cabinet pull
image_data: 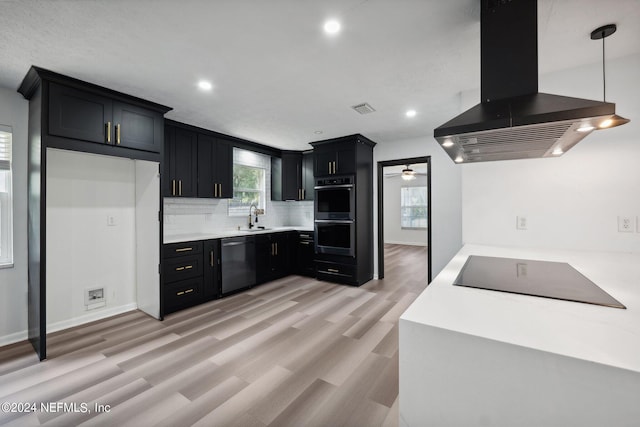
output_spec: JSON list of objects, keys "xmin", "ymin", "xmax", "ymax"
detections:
[
  {"xmin": 328, "ymin": 162, "xmax": 331, "ymax": 174},
  {"xmin": 115, "ymin": 124, "xmax": 121, "ymax": 145},
  {"xmin": 218, "ymin": 183, "xmax": 222, "ymax": 196},
  {"xmin": 302, "ymin": 189, "xmax": 305, "ymax": 199},
  {"xmin": 210, "ymin": 251, "xmax": 214, "ymax": 267},
  {"xmin": 332, "ymin": 161, "xmax": 336, "ymax": 174},
  {"xmin": 175, "ymin": 265, "xmax": 193, "ymax": 271},
  {"xmin": 271, "ymin": 243, "xmax": 274, "ymax": 256},
  {"xmin": 172, "ymin": 179, "xmax": 176, "ymax": 196},
  {"xmin": 106, "ymin": 122, "xmax": 111, "ymax": 143},
  {"xmin": 275, "ymin": 243, "xmax": 278, "ymax": 256},
  {"xmin": 213, "ymin": 183, "xmax": 217, "ymax": 197},
  {"xmin": 176, "ymin": 266, "xmax": 185, "ymax": 271},
  {"xmin": 300, "ymin": 241, "xmax": 311, "ymax": 245},
  {"xmin": 176, "ymin": 288, "xmax": 194, "ymax": 296},
  {"xmin": 327, "ymin": 268, "xmax": 339, "ymax": 273},
  {"xmin": 179, "ymin": 180, "xmax": 183, "ymax": 196},
  {"xmin": 175, "ymin": 247, "xmax": 193, "ymax": 252}
]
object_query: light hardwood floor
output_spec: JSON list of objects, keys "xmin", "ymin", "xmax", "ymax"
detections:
[{"xmin": 0, "ymin": 244, "xmax": 428, "ymax": 427}]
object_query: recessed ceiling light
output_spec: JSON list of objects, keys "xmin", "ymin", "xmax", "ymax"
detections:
[
  {"xmin": 552, "ymin": 148, "xmax": 564, "ymax": 155},
  {"xmin": 314, "ymin": 130, "xmax": 323, "ymax": 134},
  {"xmin": 405, "ymin": 110, "xmax": 417, "ymax": 118},
  {"xmin": 198, "ymin": 80, "xmax": 213, "ymax": 91},
  {"xmin": 455, "ymin": 156, "xmax": 464, "ymax": 163},
  {"xmin": 324, "ymin": 19, "xmax": 341, "ymax": 34}
]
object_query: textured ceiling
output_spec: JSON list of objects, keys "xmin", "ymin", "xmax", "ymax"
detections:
[{"xmin": 1, "ymin": 0, "xmax": 639, "ymax": 150}]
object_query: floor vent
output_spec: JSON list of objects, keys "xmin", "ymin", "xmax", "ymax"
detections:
[{"xmin": 351, "ymin": 102, "xmax": 376, "ymax": 114}]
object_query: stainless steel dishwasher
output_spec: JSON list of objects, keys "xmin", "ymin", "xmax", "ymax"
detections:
[{"xmin": 221, "ymin": 236, "xmax": 256, "ymax": 295}]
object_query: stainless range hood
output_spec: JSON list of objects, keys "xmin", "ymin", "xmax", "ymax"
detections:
[{"xmin": 434, "ymin": 0, "xmax": 628, "ymax": 163}]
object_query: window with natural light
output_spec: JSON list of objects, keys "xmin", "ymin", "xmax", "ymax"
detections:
[
  {"xmin": 401, "ymin": 186, "xmax": 427, "ymax": 229},
  {"xmin": 0, "ymin": 125, "xmax": 13, "ymax": 267},
  {"xmin": 228, "ymin": 148, "xmax": 268, "ymax": 217}
]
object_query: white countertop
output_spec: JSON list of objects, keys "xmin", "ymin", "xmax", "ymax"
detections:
[
  {"xmin": 164, "ymin": 226, "xmax": 314, "ymax": 244},
  {"xmin": 401, "ymin": 244, "xmax": 640, "ymax": 373}
]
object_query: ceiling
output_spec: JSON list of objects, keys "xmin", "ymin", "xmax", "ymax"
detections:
[{"xmin": 1, "ymin": 0, "xmax": 639, "ymax": 151}]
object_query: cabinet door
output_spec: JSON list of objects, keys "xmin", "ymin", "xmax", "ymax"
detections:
[
  {"xmin": 335, "ymin": 146, "xmax": 356, "ymax": 175},
  {"xmin": 255, "ymin": 235, "xmax": 272, "ymax": 284},
  {"xmin": 49, "ymin": 82, "xmax": 113, "ymax": 144},
  {"xmin": 203, "ymin": 240, "xmax": 221, "ymax": 300},
  {"xmin": 282, "ymin": 152, "xmax": 302, "ymax": 200},
  {"xmin": 272, "ymin": 233, "xmax": 290, "ymax": 278},
  {"xmin": 112, "ymin": 101, "xmax": 163, "ymax": 153},
  {"xmin": 197, "ymin": 134, "xmax": 216, "ymax": 198},
  {"xmin": 314, "ymin": 150, "xmax": 335, "ymax": 177},
  {"xmin": 173, "ymin": 128, "xmax": 198, "ymax": 197},
  {"xmin": 302, "ymin": 152, "xmax": 314, "ymax": 200},
  {"xmin": 215, "ymin": 139, "xmax": 233, "ymax": 198},
  {"xmin": 162, "ymin": 125, "xmax": 175, "ymax": 197}
]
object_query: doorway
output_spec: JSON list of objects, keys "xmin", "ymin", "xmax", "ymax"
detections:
[{"xmin": 377, "ymin": 156, "xmax": 432, "ymax": 283}]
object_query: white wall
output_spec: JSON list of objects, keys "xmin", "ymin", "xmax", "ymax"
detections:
[
  {"xmin": 374, "ymin": 137, "xmax": 462, "ymax": 280},
  {"xmin": 462, "ymin": 53, "xmax": 640, "ymax": 253},
  {"xmin": 46, "ymin": 149, "xmax": 137, "ymax": 331},
  {"xmin": 0, "ymin": 88, "xmax": 28, "ymax": 346},
  {"xmin": 383, "ymin": 173, "xmax": 428, "ymax": 246}
]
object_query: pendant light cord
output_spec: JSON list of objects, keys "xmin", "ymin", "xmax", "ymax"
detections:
[{"xmin": 602, "ymin": 31, "xmax": 606, "ymax": 102}]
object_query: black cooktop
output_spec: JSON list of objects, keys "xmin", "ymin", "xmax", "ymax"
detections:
[{"xmin": 453, "ymin": 255, "xmax": 625, "ymax": 309}]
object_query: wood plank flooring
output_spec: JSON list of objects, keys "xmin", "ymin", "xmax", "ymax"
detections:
[{"xmin": 0, "ymin": 244, "xmax": 428, "ymax": 427}]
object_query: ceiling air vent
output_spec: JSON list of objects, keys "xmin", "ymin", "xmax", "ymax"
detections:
[{"xmin": 352, "ymin": 103, "xmax": 376, "ymax": 114}]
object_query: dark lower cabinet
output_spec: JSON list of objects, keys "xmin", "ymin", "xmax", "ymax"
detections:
[
  {"xmin": 297, "ymin": 231, "xmax": 316, "ymax": 277},
  {"xmin": 256, "ymin": 232, "xmax": 291, "ymax": 284},
  {"xmin": 316, "ymin": 259, "xmax": 358, "ymax": 285},
  {"xmin": 162, "ymin": 241, "xmax": 205, "ymax": 315},
  {"xmin": 203, "ymin": 239, "xmax": 222, "ymax": 300}
]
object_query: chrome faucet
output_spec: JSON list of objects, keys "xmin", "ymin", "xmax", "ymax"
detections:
[{"xmin": 248, "ymin": 204, "xmax": 259, "ymax": 229}]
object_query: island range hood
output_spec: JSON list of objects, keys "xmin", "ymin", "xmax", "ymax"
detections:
[{"xmin": 434, "ymin": 0, "xmax": 629, "ymax": 163}]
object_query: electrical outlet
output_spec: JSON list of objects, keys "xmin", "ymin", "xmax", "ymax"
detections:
[
  {"xmin": 107, "ymin": 215, "xmax": 116, "ymax": 226},
  {"xmin": 618, "ymin": 216, "xmax": 634, "ymax": 233},
  {"xmin": 516, "ymin": 216, "xmax": 527, "ymax": 230}
]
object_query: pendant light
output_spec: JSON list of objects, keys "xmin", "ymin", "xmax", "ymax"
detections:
[
  {"xmin": 590, "ymin": 24, "xmax": 630, "ymax": 129},
  {"xmin": 401, "ymin": 166, "xmax": 416, "ymax": 181}
]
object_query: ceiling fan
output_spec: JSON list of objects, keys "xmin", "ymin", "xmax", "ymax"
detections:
[{"xmin": 384, "ymin": 164, "xmax": 427, "ymax": 181}]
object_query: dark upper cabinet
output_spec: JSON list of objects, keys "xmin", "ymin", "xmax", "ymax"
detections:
[
  {"xmin": 49, "ymin": 83, "xmax": 113, "ymax": 144},
  {"xmin": 272, "ymin": 151, "xmax": 314, "ymax": 201},
  {"xmin": 112, "ymin": 101, "xmax": 163, "ymax": 152},
  {"xmin": 302, "ymin": 151, "xmax": 314, "ymax": 200},
  {"xmin": 282, "ymin": 152, "xmax": 302, "ymax": 201},
  {"xmin": 48, "ymin": 82, "xmax": 163, "ymax": 153},
  {"xmin": 164, "ymin": 125, "xmax": 197, "ymax": 197},
  {"xmin": 197, "ymin": 134, "xmax": 232, "ymax": 199},
  {"xmin": 313, "ymin": 143, "xmax": 356, "ymax": 176}
]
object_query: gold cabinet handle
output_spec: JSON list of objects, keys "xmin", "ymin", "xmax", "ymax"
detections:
[
  {"xmin": 179, "ymin": 180, "xmax": 183, "ymax": 196},
  {"xmin": 172, "ymin": 179, "xmax": 176, "ymax": 196},
  {"xmin": 302, "ymin": 189, "xmax": 305, "ymax": 199},
  {"xmin": 218, "ymin": 183, "xmax": 222, "ymax": 197},
  {"xmin": 115, "ymin": 124, "xmax": 121, "ymax": 145},
  {"xmin": 271, "ymin": 243, "xmax": 274, "ymax": 256},
  {"xmin": 328, "ymin": 268, "xmax": 339, "ymax": 273},
  {"xmin": 176, "ymin": 266, "xmax": 185, "ymax": 271},
  {"xmin": 175, "ymin": 265, "xmax": 193, "ymax": 271},
  {"xmin": 328, "ymin": 162, "xmax": 331, "ymax": 174},
  {"xmin": 175, "ymin": 247, "xmax": 193, "ymax": 252},
  {"xmin": 275, "ymin": 243, "xmax": 278, "ymax": 256},
  {"xmin": 106, "ymin": 122, "xmax": 111, "ymax": 143},
  {"xmin": 300, "ymin": 241, "xmax": 311, "ymax": 245},
  {"xmin": 176, "ymin": 288, "xmax": 194, "ymax": 296},
  {"xmin": 210, "ymin": 251, "xmax": 214, "ymax": 267}
]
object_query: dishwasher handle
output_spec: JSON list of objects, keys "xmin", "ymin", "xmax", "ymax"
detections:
[{"xmin": 222, "ymin": 241, "xmax": 246, "ymax": 247}]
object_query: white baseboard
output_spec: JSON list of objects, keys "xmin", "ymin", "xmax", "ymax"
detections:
[
  {"xmin": 47, "ymin": 303, "xmax": 138, "ymax": 334},
  {"xmin": 0, "ymin": 330, "xmax": 28, "ymax": 348},
  {"xmin": 384, "ymin": 240, "xmax": 428, "ymax": 247}
]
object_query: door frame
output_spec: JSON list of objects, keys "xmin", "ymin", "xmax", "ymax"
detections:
[{"xmin": 377, "ymin": 156, "xmax": 432, "ymax": 283}]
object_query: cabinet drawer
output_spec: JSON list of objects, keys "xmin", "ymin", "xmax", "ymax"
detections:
[
  {"xmin": 316, "ymin": 260, "xmax": 356, "ymax": 283},
  {"xmin": 163, "ymin": 254, "xmax": 203, "ymax": 282},
  {"xmin": 163, "ymin": 241, "xmax": 203, "ymax": 258},
  {"xmin": 163, "ymin": 277, "xmax": 203, "ymax": 314}
]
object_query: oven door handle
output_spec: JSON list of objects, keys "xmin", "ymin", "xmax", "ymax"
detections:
[
  {"xmin": 314, "ymin": 219, "xmax": 354, "ymax": 224},
  {"xmin": 314, "ymin": 184, "xmax": 353, "ymax": 190}
]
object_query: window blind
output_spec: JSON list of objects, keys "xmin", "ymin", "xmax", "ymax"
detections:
[{"xmin": 0, "ymin": 129, "xmax": 11, "ymax": 171}]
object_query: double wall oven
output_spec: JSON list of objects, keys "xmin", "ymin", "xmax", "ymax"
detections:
[{"xmin": 314, "ymin": 176, "xmax": 356, "ymax": 257}]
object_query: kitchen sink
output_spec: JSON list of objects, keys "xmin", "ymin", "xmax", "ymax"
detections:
[{"xmin": 240, "ymin": 227, "xmax": 272, "ymax": 232}]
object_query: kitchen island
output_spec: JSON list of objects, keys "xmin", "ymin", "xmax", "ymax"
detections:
[{"xmin": 399, "ymin": 244, "xmax": 640, "ymax": 427}]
